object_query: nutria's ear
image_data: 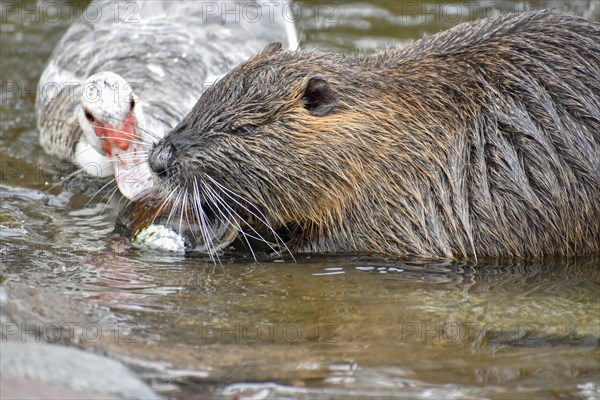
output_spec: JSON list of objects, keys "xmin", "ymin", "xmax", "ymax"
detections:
[
  {"xmin": 302, "ymin": 77, "xmax": 337, "ymax": 116},
  {"xmin": 261, "ymin": 42, "xmax": 283, "ymax": 56}
]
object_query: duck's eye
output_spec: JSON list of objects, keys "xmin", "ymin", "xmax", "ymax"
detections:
[
  {"xmin": 84, "ymin": 109, "xmax": 95, "ymax": 123},
  {"xmin": 231, "ymin": 124, "xmax": 257, "ymax": 136},
  {"xmin": 129, "ymin": 96, "xmax": 135, "ymax": 111}
]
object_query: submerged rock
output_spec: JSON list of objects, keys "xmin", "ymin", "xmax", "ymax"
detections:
[{"xmin": 1, "ymin": 342, "xmax": 161, "ymax": 400}]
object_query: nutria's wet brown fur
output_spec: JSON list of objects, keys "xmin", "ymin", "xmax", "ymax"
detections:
[{"xmin": 148, "ymin": 11, "xmax": 600, "ymax": 260}]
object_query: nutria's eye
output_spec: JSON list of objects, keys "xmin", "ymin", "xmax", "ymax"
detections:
[
  {"xmin": 129, "ymin": 96, "xmax": 135, "ymax": 111},
  {"xmin": 231, "ymin": 124, "xmax": 257, "ymax": 136},
  {"xmin": 84, "ymin": 109, "xmax": 96, "ymax": 123}
]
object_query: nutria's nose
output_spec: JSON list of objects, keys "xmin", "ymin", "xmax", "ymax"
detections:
[{"xmin": 149, "ymin": 142, "xmax": 174, "ymax": 177}]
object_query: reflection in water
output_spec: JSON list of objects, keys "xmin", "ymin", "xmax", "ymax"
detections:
[{"xmin": 1, "ymin": 0, "xmax": 599, "ymax": 398}]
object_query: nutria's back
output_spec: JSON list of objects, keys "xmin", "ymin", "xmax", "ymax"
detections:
[{"xmin": 149, "ymin": 11, "xmax": 600, "ymax": 260}]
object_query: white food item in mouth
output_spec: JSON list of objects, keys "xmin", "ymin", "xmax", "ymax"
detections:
[{"xmin": 132, "ymin": 225, "xmax": 186, "ymax": 253}]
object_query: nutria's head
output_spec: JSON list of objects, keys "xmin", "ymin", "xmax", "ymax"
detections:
[{"xmin": 147, "ymin": 42, "xmax": 396, "ymax": 250}]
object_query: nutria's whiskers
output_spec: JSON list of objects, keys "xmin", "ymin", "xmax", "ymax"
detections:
[
  {"xmin": 202, "ymin": 180, "xmax": 272, "ymax": 257},
  {"xmin": 161, "ymin": 186, "xmax": 182, "ymax": 230},
  {"xmin": 86, "ymin": 178, "xmax": 117, "ymax": 210},
  {"xmin": 42, "ymin": 167, "xmax": 86, "ymax": 193},
  {"xmin": 202, "ymin": 183, "xmax": 258, "ymax": 260},
  {"xmin": 201, "ymin": 178, "xmax": 287, "ymax": 260},
  {"xmin": 203, "ymin": 175, "xmax": 295, "ymax": 260},
  {"xmin": 191, "ymin": 178, "xmax": 219, "ymax": 263},
  {"xmin": 123, "ymin": 123, "xmax": 161, "ymax": 143}
]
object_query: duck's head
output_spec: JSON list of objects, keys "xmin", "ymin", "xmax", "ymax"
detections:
[{"xmin": 76, "ymin": 71, "xmax": 154, "ymax": 200}]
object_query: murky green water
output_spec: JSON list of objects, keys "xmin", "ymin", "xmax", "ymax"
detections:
[{"xmin": 1, "ymin": 1, "xmax": 599, "ymax": 399}]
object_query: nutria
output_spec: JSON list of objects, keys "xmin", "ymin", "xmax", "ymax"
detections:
[{"xmin": 146, "ymin": 11, "xmax": 600, "ymax": 260}]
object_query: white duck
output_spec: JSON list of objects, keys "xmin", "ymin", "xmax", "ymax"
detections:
[{"xmin": 37, "ymin": 0, "xmax": 297, "ymax": 199}]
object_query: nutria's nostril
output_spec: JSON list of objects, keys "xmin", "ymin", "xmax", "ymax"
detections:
[{"xmin": 149, "ymin": 142, "xmax": 174, "ymax": 177}]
